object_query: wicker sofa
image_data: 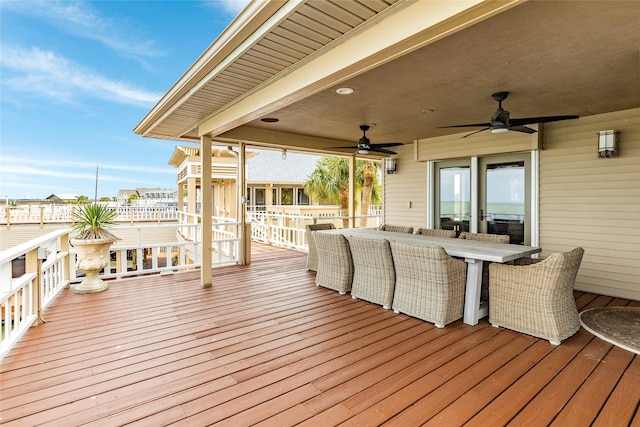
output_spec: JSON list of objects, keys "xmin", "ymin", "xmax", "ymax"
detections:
[
  {"xmin": 390, "ymin": 242, "xmax": 466, "ymax": 328},
  {"xmin": 349, "ymin": 236, "xmax": 396, "ymax": 309},
  {"xmin": 489, "ymin": 247, "xmax": 585, "ymax": 345}
]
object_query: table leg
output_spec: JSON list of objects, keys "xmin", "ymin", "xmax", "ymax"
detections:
[{"xmin": 463, "ymin": 258, "xmax": 484, "ymax": 325}]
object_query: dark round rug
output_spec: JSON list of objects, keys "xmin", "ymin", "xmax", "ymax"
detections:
[{"xmin": 580, "ymin": 307, "xmax": 640, "ymax": 355}]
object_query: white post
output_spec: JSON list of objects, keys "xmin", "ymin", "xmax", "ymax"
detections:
[
  {"xmin": 201, "ymin": 134, "xmax": 212, "ymax": 288},
  {"xmin": 349, "ymin": 156, "xmax": 356, "ymax": 229}
]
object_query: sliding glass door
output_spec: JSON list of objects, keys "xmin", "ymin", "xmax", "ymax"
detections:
[
  {"xmin": 434, "ymin": 153, "xmax": 533, "ymax": 245},
  {"xmin": 478, "ymin": 154, "xmax": 530, "ymax": 245},
  {"xmin": 435, "ymin": 160, "xmax": 471, "ymax": 234}
]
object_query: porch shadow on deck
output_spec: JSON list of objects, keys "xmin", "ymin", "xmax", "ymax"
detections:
[{"xmin": 1, "ymin": 245, "xmax": 638, "ymax": 426}]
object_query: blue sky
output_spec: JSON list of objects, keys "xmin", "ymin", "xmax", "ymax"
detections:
[{"xmin": 0, "ymin": 0, "xmax": 249, "ymax": 200}]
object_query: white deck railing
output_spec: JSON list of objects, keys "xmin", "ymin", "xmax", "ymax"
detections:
[
  {"xmin": 246, "ymin": 211, "xmax": 381, "ymax": 250},
  {"xmin": 1, "ymin": 229, "xmax": 70, "ymax": 360},
  {"xmin": 1, "ymin": 205, "xmax": 179, "ymax": 226}
]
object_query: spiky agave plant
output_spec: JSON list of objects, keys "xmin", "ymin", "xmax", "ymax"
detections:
[{"xmin": 71, "ymin": 203, "xmax": 119, "ymax": 242}]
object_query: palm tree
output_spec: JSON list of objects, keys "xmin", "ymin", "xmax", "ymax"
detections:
[
  {"xmin": 305, "ymin": 157, "xmax": 381, "ymax": 228},
  {"xmin": 358, "ymin": 161, "xmax": 381, "ymax": 227}
]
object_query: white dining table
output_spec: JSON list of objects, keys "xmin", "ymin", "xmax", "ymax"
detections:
[{"xmin": 318, "ymin": 228, "xmax": 541, "ymax": 326}]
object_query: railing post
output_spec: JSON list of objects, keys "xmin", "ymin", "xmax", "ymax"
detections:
[
  {"xmin": 5, "ymin": 207, "xmax": 10, "ymax": 230},
  {"xmin": 242, "ymin": 223, "xmax": 252, "ymax": 265},
  {"xmin": 25, "ymin": 248, "xmax": 44, "ymax": 326},
  {"xmin": 39, "ymin": 206, "xmax": 45, "ymax": 229},
  {"xmin": 115, "ymin": 251, "xmax": 124, "ymax": 280},
  {"xmin": 60, "ymin": 236, "xmax": 71, "ymax": 289}
]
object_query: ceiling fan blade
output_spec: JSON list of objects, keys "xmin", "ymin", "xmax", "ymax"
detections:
[
  {"xmin": 461, "ymin": 127, "xmax": 491, "ymax": 138},
  {"xmin": 369, "ymin": 142, "xmax": 403, "ymax": 148},
  {"xmin": 368, "ymin": 147, "xmax": 398, "ymax": 155},
  {"xmin": 439, "ymin": 122, "xmax": 492, "ymax": 129},
  {"xmin": 509, "ymin": 125, "xmax": 536, "ymax": 134},
  {"xmin": 510, "ymin": 115, "xmax": 579, "ymax": 126},
  {"xmin": 333, "ymin": 145, "xmax": 359, "ymax": 149}
]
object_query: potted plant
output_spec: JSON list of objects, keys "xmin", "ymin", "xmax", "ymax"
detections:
[{"xmin": 70, "ymin": 203, "xmax": 119, "ymax": 294}]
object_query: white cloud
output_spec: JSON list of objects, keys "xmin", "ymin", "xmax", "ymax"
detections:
[
  {"xmin": 1, "ymin": 157, "xmax": 174, "ymax": 176},
  {"xmin": 0, "ymin": 45, "xmax": 162, "ymax": 105},
  {"xmin": 205, "ymin": 0, "xmax": 251, "ymax": 16},
  {"xmin": 2, "ymin": 0, "xmax": 166, "ymax": 60}
]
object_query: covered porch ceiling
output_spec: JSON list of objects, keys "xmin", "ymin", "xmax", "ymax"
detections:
[{"xmin": 134, "ymin": 0, "xmax": 640, "ymax": 158}]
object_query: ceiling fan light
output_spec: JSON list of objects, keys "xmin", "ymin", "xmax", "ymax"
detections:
[
  {"xmin": 491, "ymin": 127, "xmax": 509, "ymax": 134},
  {"xmin": 358, "ymin": 149, "xmax": 369, "ymax": 154}
]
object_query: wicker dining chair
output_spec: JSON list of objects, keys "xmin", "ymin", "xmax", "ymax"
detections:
[
  {"xmin": 349, "ymin": 236, "xmax": 396, "ymax": 309},
  {"xmin": 390, "ymin": 242, "xmax": 466, "ymax": 328},
  {"xmin": 379, "ymin": 224, "xmax": 414, "ymax": 234},
  {"xmin": 415, "ymin": 228, "xmax": 457, "ymax": 238},
  {"xmin": 458, "ymin": 231, "xmax": 510, "ymax": 243},
  {"xmin": 489, "ymin": 247, "xmax": 584, "ymax": 345},
  {"xmin": 314, "ymin": 232, "xmax": 353, "ymax": 295},
  {"xmin": 305, "ymin": 223, "xmax": 336, "ymax": 271}
]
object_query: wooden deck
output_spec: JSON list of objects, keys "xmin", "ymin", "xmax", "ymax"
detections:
[{"xmin": 1, "ymin": 244, "xmax": 638, "ymax": 426}]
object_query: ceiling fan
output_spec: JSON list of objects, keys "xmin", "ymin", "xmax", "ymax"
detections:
[
  {"xmin": 336, "ymin": 125, "xmax": 403, "ymax": 155},
  {"xmin": 441, "ymin": 91, "xmax": 579, "ymax": 138}
]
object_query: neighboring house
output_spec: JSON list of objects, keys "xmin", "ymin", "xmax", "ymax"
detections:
[
  {"xmin": 116, "ymin": 190, "xmax": 139, "ymax": 205},
  {"xmin": 46, "ymin": 194, "xmax": 79, "ymax": 203},
  {"xmin": 136, "ymin": 188, "xmax": 178, "ymax": 205},
  {"xmin": 246, "ymin": 149, "xmax": 320, "ymax": 208},
  {"xmin": 116, "ymin": 189, "xmax": 177, "ymax": 206},
  {"xmin": 135, "ymin": 1, "xmax": 640, "ymax": 301},
  {"xmin": 167, "ymin": 145, "xmax": 324, "ymax": 219}
]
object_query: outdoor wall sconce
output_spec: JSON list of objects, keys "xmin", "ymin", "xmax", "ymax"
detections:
[
  {"xmin": 385, "ymin": 157, "xmax": 397, "ymax": 174},
  {"xmin": 281, "ymin": 148, "xmax": 287, "ymax": 160},
  {"xmin": 597, "ymin": 130, "xmax": 618, "ymax": 158}
]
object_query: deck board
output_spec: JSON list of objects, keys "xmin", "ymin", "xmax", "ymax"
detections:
[{"xmin": 1, "ymin": 244, "xmax": 638, "ymax": 426}]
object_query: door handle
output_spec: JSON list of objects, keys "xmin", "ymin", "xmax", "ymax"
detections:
[{"xmin": 480, "ymin": 209, "xmax": 485, "ymax": 221}]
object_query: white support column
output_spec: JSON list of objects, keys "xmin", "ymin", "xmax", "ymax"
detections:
[
  {"xmin": 237, "ymin": 143, "xmax": 249, "ymax": 265},
  {"xmin": 349, "ymin": 156, "xmax": 356, "ymax": 228},
  {"xmin": 470, "ymin": 156, "xmax": 479, "ymax": 233},
  {"xmin": 427, "ymin": 161, "xmax": 435, "ymax": 229},
  {"xmin": 201, "ymin": 135, "xmax": 212, "ymax": 288}
]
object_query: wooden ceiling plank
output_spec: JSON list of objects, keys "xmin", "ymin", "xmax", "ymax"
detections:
[
  {"xmin": 259, "ymin": 37, "xmax": 308, "ymax": 61},
  {"xmin": 271, "ymin": 26, "xmax": 324, "ymax": 51},
  {"xmin": 242, "ymin": 50, "xmax": 291, "ymax": 71},
  {"xmin": 279, "ymin": 18, "xmax": 333, "ymax": 45},
  {"xmin": 328, "ymin": 0, "xmax": 376, "ymax": 19},
  {"xmin": 227, "ymin": 61, "xmax": 274, "ymax": 80},
  {"xmin": 296, "ymin": 3, "xmax": 354, "ymax": 34},
  {"xmin": 251, "ymin": 43, "xmax": 299, "ymax": 66},
  {"xmin": 306, "ymin": 1, "xmax": 364, "ymax": 28},
  {"xmin": 263, "ymin": 32, "xmax": 315, "ymax": 57},
  {"xmin": 287, "ymin": 11, "xmax": 343, "ymax": 39}
]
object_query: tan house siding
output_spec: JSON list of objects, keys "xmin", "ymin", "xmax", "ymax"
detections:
[
  {"xmin": 383, "ymin": 108, "xmax": 640, "ymax": 301},
  {"xmin": 539, "ymin": 108, "xmax": 640, "ymax": 300},
  {"xmin": 383, "ymin": 144, "xmax": 427, "ymax": 228}
]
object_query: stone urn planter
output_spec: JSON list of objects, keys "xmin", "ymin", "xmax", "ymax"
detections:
[
  {"xmin": 71, "ymin": 203, "xmax": 119, "ymax": 294},
  {"xmin": 70, "ymin": 237, "xmax": 114, "ymax": 293}
]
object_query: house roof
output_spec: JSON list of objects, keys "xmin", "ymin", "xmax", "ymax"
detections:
[
  {"xmin": 246, "ymin": 149, "xmax": 321, "ymax": 184},
  {"xmin": 46, "ymin": 194, "xmax": 79, "ymax": 201},
  {"xmin": 134, "ymin": 0, "xmax": 639, "ymax": 156}
]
